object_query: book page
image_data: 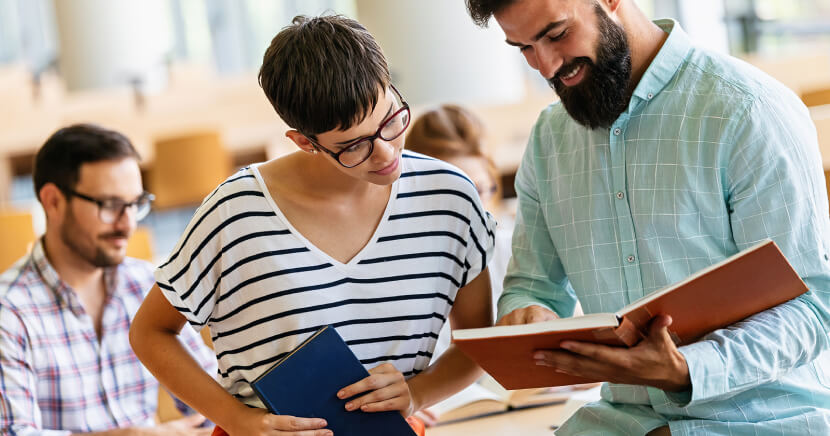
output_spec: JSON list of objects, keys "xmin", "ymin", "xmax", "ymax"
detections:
[
  {"xmin": 452, "ymin": 312, "xmax": 619, "ymax": 340},
  {"xmin": 478, "ymin": 375, "xmax": 600, "ymax": 409},
  {"xmin": 427, "ymin": 382, "xmax": 508, "ymax": 424}
]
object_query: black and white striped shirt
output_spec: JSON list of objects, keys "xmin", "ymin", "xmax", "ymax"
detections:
[{"xmin": 155, "ymin": 151, "xmax": 496, "ymax": 407}]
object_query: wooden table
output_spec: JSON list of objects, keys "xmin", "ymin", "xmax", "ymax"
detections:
[{"xmin": 425, "ymin": 403, "xmax": 565, "ymax": 436}]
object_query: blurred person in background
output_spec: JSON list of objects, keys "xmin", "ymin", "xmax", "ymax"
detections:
[{"xmin": 0, "ymin": 124, "xmax": 217, "ymax": 436}]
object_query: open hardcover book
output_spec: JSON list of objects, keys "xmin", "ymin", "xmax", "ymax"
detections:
[
  {"xmin": 453, "ymin": 239, "xmax": 809, "ymax": 390},
  {"xmin": 426, "ymin": 375, "xmax": 598, "ymax": 425}
]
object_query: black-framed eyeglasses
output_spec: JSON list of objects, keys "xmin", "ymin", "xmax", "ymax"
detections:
[
  {"xmin": 62, "ymin": 188, "xmax": 155, "ymax": 224},
  {"xmin": 304, "ymin": 85, "xmax": 411, "ymax": 168}
]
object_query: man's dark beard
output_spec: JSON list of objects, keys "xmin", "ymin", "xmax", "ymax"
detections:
[
  {"xmin": 549, "ymin": 4, "xmax": 632, "ymax": 129},
  {"xmin": 61, "ymin": 207, "xmax": 125, "ymax": 267}
]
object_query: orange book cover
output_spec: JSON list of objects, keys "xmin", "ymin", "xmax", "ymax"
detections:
[{"xmin": 452, "ymin": 240, "xmax": 809, "ymax": 390}]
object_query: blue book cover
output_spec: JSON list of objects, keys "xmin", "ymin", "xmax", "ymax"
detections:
[{"xmin": 251, "ymin": 325, "xmax": 416, "ymax": 436}]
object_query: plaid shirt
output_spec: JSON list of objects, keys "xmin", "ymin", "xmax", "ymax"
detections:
[{"xmin": 0, "ymin": 240, "xmax": 217, "ymax": 435}]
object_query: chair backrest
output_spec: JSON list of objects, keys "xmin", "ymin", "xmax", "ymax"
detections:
[
  {"xmin": 0, "ymin": 210, "xmax": 36, "ymax": 272},
  {"xmin": 156, "ymin": 389, "xmax": 184, "ymax": 423},
  {"xmin": 126, "ymin": 226, "xmax": 154, "ymax": 262},
  {"xmin": 803, "ymin": 87, "xmax": 830, "ymax": 108},
  {"xmin": 149, "ymin": 131, "xmax": 231, "ymax": 209},
  {"xmin": 816, "ymin": 114, "xmax": 830, "ymax": 164}
]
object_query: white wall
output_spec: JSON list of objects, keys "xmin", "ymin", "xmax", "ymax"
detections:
[
  {"xmin": 53, "ymin": 0, "xmax": 173, "ymax": 91},
  {"xmin": 677, "ymin": 0, "xmax": 730, "ymax": 54},
  {"xmin": 355, "ymin": 0, "xmax": 526, "ymax": 106}
]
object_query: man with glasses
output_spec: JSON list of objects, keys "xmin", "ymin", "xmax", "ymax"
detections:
[
  {"xmin": 129, "ymin": 14, "xmax": 494, "ymax": 436},
  {"xmin": 0, "ymin": 124, "xmax": 217, "ymax": 435}
]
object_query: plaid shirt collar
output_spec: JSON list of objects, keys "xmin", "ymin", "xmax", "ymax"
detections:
[{"xmin": 29, "ymin": 238, "xmax": 119, "ymax": 316}]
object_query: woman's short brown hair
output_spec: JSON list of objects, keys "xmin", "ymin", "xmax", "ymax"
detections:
[{"xmin": 258, "ymin": 15, "xmax": 391, "ymax": 136}]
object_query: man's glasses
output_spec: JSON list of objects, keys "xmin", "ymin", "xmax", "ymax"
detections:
[
  {"xmin": 62, "ymin": 188, "xmax": 155, "ymax": 224},
  {"xmin": 305, "ymin": 85, "xmax": 411, "ymax": 168}
]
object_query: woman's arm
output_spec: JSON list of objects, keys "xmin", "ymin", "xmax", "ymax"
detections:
[
  {"xmin": 129, "ymin": 285, "xmax": 330, "ymax": 436},
  {"xmin": 408, "ymin": 268, "xmax": 494, "ymax": 410}
]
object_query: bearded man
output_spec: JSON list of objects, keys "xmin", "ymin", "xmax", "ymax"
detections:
[
  {"xmin": 465, "ymin": 0, "xmax": 830, "ymax": 434},
  {"xmin": 0, "ymin": 124, "xmax": 216, "ymax": 435}
]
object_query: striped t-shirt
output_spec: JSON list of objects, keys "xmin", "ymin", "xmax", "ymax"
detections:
[{"xmin": 155, "ymin": 151, "xmax": 496, "ymax": 407}]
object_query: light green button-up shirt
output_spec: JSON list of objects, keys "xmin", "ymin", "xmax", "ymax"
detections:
[{"xmin": 501, "ymin": 20, "xmax": 830, "ymax": 435}]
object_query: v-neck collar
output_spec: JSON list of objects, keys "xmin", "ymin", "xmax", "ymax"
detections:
[{"xmin": 250, "ymin": 163, "xmax": 400, "ymax": 269}]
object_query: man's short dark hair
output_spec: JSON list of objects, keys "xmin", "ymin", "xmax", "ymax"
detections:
[
  {"xmin": 33, "ymin": 124, "xmax": 140, "ymax": 199},
  {"xmin": 258, "ymin": 14, "xmax": 391, "ymax": 136},
  {"xmin": 465, "ymin": 0, "xmax": 518, "ymax": 27}
]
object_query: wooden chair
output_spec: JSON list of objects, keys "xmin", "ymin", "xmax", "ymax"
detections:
[
  {"xmin": 802, "ymin": 87, "xmax": 830, "ymax": 108},
  {"xmin": 156, "ymin": 389, "xmax": 184, "ymax": 423},
  {"xmin": 0, "ymin": 210, "xmax": 36, "ymax": 272},
  {"xmin": 148, "ymin": 131, "xmax": 232, "ymax": 209}
]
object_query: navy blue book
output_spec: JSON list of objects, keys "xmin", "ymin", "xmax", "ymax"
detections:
[{"xmin": 251, "ymin": 325, "xmax": 416, "ymax": 436}]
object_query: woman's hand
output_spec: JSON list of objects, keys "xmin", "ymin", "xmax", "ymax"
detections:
[
  {"xmin": 224, "ymin": 406, "xmax": 331, "ymax": 436},
  {"xmin": 337, "ymin": 363, "xmax": 416, "ymax": 417}
]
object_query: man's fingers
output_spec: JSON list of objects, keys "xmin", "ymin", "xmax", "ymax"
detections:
[
  {"xmin": 496, "ymin": 311, "xmax": 524, "ymax": 326},
  {"xmin": 559, "ymin": 341, "xmax": 631, "ymax": 368},
  {"xmin": 647, "ymin": 315, "xmax": 677, "ymax": 347},
  {"xmin": 497, "ymin": 306, "xmax": 557, "ymax": 326},
  {"xmin": 533, "ymin": 350, "xmax": 610, "ymax": 379},
  {"xmin": 526, "ymin": 313, "xmax": 554, "ymax": 323},
  {"xmin": 497, "ymin": 306, "xmax": 552, "ymax": 326},
  {"xmin": 525, "ymin": 306, "xmax": 558, "ymax": 324}
]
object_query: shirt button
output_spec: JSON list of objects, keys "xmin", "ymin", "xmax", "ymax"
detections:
[
  {"xmin": 626, "ymin": 255, "xmax": 636, "ymax": 263},
  {"xmin": 616, "ymin": 191, "xmax": 625, "ymax": 200},
  {"xmin": 613, "ymin": 128, "xmax": 622, "ymax": 136},
  {"xmin": 647, "ymin": 92, "xmax": 654, "ymax": 99}
]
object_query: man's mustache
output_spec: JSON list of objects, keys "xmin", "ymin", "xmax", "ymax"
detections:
[
  {"xmin": 548, "ymin": 57, "xmax": 593, "ymax": 88},
  {"xmin": 99, "ymin": 232, "xmax": 129, "ymax": 239}
]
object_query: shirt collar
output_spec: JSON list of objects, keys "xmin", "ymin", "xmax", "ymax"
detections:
[
  {"xmin": 30, "ymin": 238, "xmax": 119, "ymax": 310},
  {"xmin": 631, "ymin": 19, "xmax": 693, "ymax": 102},
  {"xmin": 30, "ymin": 239, "xmax": 69, "ymax": 302}
]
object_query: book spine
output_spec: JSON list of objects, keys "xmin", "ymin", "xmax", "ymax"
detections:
[{"xmin": 252, "ymin": 384, "xmax": 281, "ymax": 415}]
